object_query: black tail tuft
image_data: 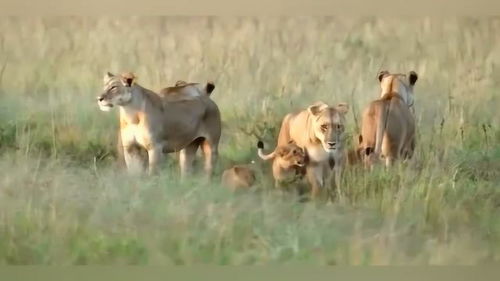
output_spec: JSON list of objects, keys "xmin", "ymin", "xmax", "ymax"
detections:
[
  {"xmin": 206, "ymin": 82, "xmax": 215, "ymax": 95},
  {"xmin": 257, "ymin": 141, "xmax": 264, "ymax": 149}
]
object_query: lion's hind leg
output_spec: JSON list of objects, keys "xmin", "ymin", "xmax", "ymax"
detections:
[
  {"xmin": 201, "ymin": 138, "xmax": 218, "ymax": 179},
  {"xmin": 179, "ymin": 141, "xmax": 200, "ymax": 180}
]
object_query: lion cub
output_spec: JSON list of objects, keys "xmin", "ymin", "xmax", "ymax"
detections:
[
  {"xmin": 257, "ymin": 140, "xmax": 307, "ymax": 188},
  {"xmin": 221, "ymin": 165, "xmax": 256, "ymax": 191}
]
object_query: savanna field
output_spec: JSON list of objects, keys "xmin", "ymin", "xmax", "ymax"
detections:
[{"xmin": 0, "ymin": 17, "xmax": 499, "ymax": 265}]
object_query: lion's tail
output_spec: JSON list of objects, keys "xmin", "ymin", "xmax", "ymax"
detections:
[
  {"xmin": 205, "ymin": 81, "xmax": 215, "ymax": 96},
  {"xmin": 257, "ymin": 141, "xmax": 276, "ymax": 161},
  {"xmin": 375, "ymin": 94, "xmax": 395, "ymax": 156},
  {"xmin": 374, "ymin": 104, "xmax": 387, "ymax": 156},
  {"xmin": 374, "ymin": 74, "xmax": 397, "ymax": 156}
]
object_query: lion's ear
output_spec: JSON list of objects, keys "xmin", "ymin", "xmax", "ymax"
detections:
[
  {"xmin": 175, "ymin": 80, "xmax": 187, "ymax": 87},
  {"xmin": 104, "ymin": 72, "xmax": 114, "ymax": 82},
  {"xmin": 336, "ymin": 102, "xmax": 349, "ymax": 114},
  {"xmin": 121, "ymin": 72, "xmax": 136, "ymax": 87},
  {"xmin": 206, "ymin": 81, "xmax": 215, "ymax": 95},
  {"xmin": 408, "ymin": 71, "xmax": 418, "ymax": 86},
  {"xmin": 378, "ymin": 70, "xmax": 389, "ymax": 82},
  {"xmin": 307, "ymin": 101, "xmax": 328, "ymax": 116}
]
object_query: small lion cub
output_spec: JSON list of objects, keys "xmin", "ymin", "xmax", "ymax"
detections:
[
  {"xmin": 221, "ymin": 165, "xmax": 256, "ymax": 191},
  {"xmin": 257, "ymin": 140, "xmax": 307, "ymax": 188}
]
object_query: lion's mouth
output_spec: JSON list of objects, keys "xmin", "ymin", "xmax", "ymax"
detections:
[
  {"xmin": 324, "ymin": 142, "xmax": 337, "ymax": 151},
  {"xmin": 98, "ymin": 102, "xmax": 114, "ymax": 112}
]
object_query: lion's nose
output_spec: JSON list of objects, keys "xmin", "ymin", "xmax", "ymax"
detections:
[
  {"xmin": 97, "ymin": 96, "xmax": 104, "ymax": 102},
  {"xmin": 328, "ymin": 142, "xmax": 336, "ymax": 147}
]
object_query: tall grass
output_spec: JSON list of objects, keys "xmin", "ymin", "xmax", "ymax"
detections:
[{"xmin": 0, "ymin": 17, "xmax": 499, "ymax": 264}]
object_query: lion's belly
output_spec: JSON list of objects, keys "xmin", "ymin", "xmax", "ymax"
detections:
[
  {"xmin": 161, "ymin": 121, "xmax": 203, "ymax": 152},
  {"xmin": 122, "ymin": 122, "xmax": 202, "ymax": 153}
]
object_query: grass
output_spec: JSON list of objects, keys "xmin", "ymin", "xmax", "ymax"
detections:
[{"xmin": 0, "ymin": 17, "xmax": 499, "ymax": 264}]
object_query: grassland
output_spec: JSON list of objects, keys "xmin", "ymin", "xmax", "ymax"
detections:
[{"xmin": 0, "ymin": 17, "xmax": 499, "ymax": 265}]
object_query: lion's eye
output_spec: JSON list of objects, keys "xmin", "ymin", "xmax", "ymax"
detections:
[
  {"xmin": 321, "ymin": 125, "xmax": 328, "ymax": 131},
  {"xmin": 109, "ymin": 86, "xmax": 117, "ymax": 91}
]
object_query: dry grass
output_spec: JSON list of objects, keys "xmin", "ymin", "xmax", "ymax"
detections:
[{"xmin": 0, "ymin": 17, "xmax": 499, "ymax": 264}]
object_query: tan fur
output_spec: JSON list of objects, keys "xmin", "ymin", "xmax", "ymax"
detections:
[
  {"xmin": 257, "ymin": 141, "xmax": 307, "ymax": 188},
  {"xmin": 159, "ymin": 80, "xmax": 215, "ymax": 99},
  {"xmin": 270, "ymin": 101, "xmax": 349, "ymax": 199},
  {"xmin": 358, "ymin": 70, "xmax": 418, "ymax": 167},
  {"xmin": 221, "ymin": 165, "xmax": 256, "ymax": 191},
  {"xmin": 346, "ymin": 148, "xmax": 362, "ymax": 166},
  {"xmin": 97, "ymin": 72, "xmax": 221, "ymax": 178}
]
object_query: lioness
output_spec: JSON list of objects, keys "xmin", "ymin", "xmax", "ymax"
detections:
[
  {"xmin": 257, "ymin": 140, "xmax": 306, "ymax": 188},
  {"xmin": 271, "ymin": 101, "xmax": 349, "ymax": 199},
  {"xmin": 221, "ymin": 165, "xmax": 256, "ymax": 191},
  {"xmin": 114, "ymin": 79, "xmax": 216, "ymax": 167},
  {"xmin": 358, "ymin": 70, "xmax": 418, "ymax": 167},
  {"xmin": 97, "ymin": 72, "xmax": 221, "ymax": 177}
]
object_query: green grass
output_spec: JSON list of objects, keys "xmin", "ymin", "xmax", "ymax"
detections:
[{"xmin": 0, "ymin": 17, "xmax": 499, "ymax": 264}]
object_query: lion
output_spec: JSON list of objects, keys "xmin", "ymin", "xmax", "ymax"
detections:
[
  {"xmin": 257, "ymin": 140, "xmax": 306, "ymax": 189},
  {"xmin": 357, "ymin": 70, "xmax": 418, "ymax": 167},
  {"xmin": 269, "ymin": 101, "xmax": 349, "ymax": 199},
  {"xmin": 114, "ymin": 79, "xmax": 216, "ymax": 167},
  {"xmin": 221, "ymin": 165, "xmax": 256, "ymax": 191},
  {"xmin": 97, "ymin": 72, "xmax": 221, "ymax": 178}
]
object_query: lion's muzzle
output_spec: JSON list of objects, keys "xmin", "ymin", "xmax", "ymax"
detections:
[
  {"xmin": 97, "ymin": 95, "xmax": 113, "ymax": 112},
  {"xmin": 327, "ymin": 141, "xmax": 337, "ymax": 150}
]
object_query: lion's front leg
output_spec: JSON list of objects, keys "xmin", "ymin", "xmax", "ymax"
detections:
[
  {"xmin": 333, "ymin": 165, "xmax": 343, "ymax": 200},
  {"xmin": 332, "ymin": 153, "xmax": 345, "ymax": 200},
  {"xmin": 147, "ymin": 145, "xmax": 164, "ymax": 175},
  {"xmin": 306, "ymin": 164, "xmax": 324, "ymax": 200},
  {"xmin": 322, "ymin": 152, "xmax": 344, "ymax": 203},
  {"xmin": 123, "ymin": 144, "xmax": 146, "ymax": 175}
]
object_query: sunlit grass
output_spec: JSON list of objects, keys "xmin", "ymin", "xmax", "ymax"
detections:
[{"xmin": 0, "ymin": 17, "xmax": 499, "ymax": 264}]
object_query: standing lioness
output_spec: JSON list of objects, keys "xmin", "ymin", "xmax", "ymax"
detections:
[
  {"xmin": 97, "ymin": 72, "xmax": 221, "ymax": 177},
  {"xmin": 272, "ymin": 101, "xmax": 349, "ymax": 199},
  {"xmin": 358, "ymin": 70, "xmax": 418, "ymax": 167}
]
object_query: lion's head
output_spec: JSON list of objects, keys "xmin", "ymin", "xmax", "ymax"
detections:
[
  {"xmin": 377, "ymin": 70, "xmax": 418, "ymax": 109},
  {"xmin": 97, "ymin": 72, "xmax": 136, "ymax": 112},
  {"xmin": 307, "ymin": 101, "xmax": 349, "ymax": 152},
  {"xmin": 276, "ymin": 141, "xmax": 307, "ymax": 168}
]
